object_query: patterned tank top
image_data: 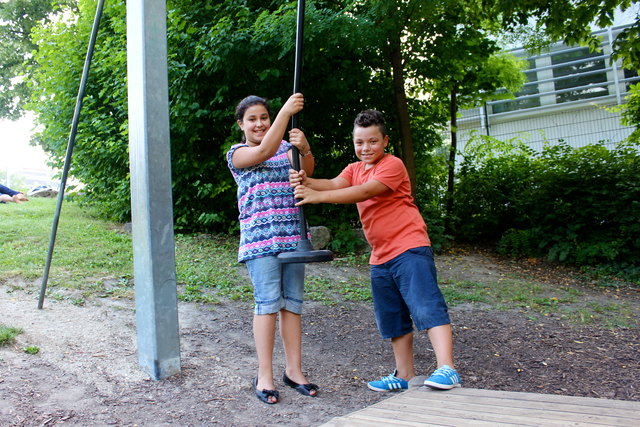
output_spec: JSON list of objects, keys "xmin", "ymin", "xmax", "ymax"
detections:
[{"xmin": 227, "ymin": 141, "xmax": 303, "ymax": 262}]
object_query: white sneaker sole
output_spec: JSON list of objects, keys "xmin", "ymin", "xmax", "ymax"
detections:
[{"xmin": 423, "ymin": 380, "xmax": 462, "ymax": 390}]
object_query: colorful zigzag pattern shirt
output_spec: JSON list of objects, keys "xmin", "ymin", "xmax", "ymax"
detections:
[{"xmin": 227, "ymin": 141, "xmax": 303, "ymax": 262}]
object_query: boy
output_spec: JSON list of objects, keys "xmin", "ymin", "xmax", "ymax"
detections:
[{"xmin": 289, "ymin": 109, "xmax": 460, "ymax": 391}]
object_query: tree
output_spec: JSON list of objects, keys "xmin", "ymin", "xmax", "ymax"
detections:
[
  {"xmin": 24, "ymin": 0, "xmax": 636, "ymax": 235},
  {"xmin": 27, "ymin": 0, "xmax": 379, "ymax": 230},
  {"xmin": 483, "ymin": 0, "xmax": 640, "ymax": 68},
  {"xmin": 423, "ymin": 21, "xmax": 526, "ymax": 231},
  {"xmin": 0, "ymin": 0, "xmax": 74, "ymax": 119},
  {"xmin": 351, "ymin": 0, "xmax": 522, "ymax": 196}
]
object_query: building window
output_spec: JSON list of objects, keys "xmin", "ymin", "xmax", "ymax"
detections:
[
  {"xmin": 491, "ymin": 59, "xmax": 540, "ymax": 114},
  {"xmin": 624, "ymin": 68, "xmax": 639, "ymax": 91},
  {"xmin": 551, "ymin": 47, "xmax": 608, "ymax": 103}
]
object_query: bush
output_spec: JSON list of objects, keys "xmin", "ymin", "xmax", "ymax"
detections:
[{"xmin": 454, "ymin": 136, "xmax": 640, "ymax": 279}]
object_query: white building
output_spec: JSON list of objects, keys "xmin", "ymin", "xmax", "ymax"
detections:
[{"xmin": 456, "ymin": 25, "xmax": 639, "ymax": 157}]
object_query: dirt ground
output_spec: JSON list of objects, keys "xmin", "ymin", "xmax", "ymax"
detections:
[{"xmin": 1, "ymin": 249, "xmax": 639, "ymax": 426}]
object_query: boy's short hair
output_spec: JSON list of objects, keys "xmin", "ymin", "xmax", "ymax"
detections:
[{"xmin": 354, "ymin": 109, "xmax": 387, "ymax": 137}]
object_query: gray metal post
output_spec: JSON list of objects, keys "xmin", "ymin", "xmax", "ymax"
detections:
[{"xmin": 126, "ymin": 0, "xmax": 180, "ymax": 380}]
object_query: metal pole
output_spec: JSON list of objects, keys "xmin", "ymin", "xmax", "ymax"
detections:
[
  {"xmin": 278, "ymin": 0, "xmax": 333, "ymax": 264},
  {"xmin": 127, "ymin": 0, "xmax": 181, "ymax": 380},
  {"xmin": 38, "ymin": 0, "xmax": 106, "ymax": 309},
  {"xmin": 291, "ymin": 0, "xmax": 307, "ymax": 236}
]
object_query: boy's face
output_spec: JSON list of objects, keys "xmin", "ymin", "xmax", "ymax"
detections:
[{"xmin": 353, "ymin": 125, "xmax": 388, "ymax": 167}]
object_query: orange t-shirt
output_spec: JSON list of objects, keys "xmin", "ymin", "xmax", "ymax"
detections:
[{"xmin": 339, "ymin": 154, "xmax": 430, "ymax": 265}]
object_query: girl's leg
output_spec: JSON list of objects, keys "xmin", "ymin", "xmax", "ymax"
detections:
[
  {"xmin": 427, "ymin": 323, "xmax": 455, "ymax": 368},
  {"xmin": 392, "ymin": 331, "xmax": 415, "ymax": 380},
  {"xmin": 254, "ymin": 312, "xmax": 278, "ymax": 400},
  {"xmin": 246, "ymin": 256, "xmax": 283, "ymax": 400},
  {"xmin": 280, "ymin": 309, "xmax": 315, "ymax": 392}
]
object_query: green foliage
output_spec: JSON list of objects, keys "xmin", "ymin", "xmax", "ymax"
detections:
[
  {"xmin": 28, "ymin": 0, "xmax": 130, "ymax": 222},
  {"xmin": 26, "ymin": 0, "xmax": 385, "ymax": 232},
  {"xmin": 0, "ymin": 324, "xmax": 23, "ymax": 346},
  {"xmin": 619, "ymin": 83, "xmax": 640, "ymax": 144},
  {"xmin": 23, "ymin": 345, "xmax": 40, "ymax": 355},
  {"xmin": 414, "ymin": 132, "xmax": 452, "ymax": 250},
  {"xmin": 0, "ymin": 0, "xmax": 75, "ymax": 119},
  {"xmin": 455, "ymin": 137, "xmax": 640, "ymax": 279},
  {"xmin": 19, "ymin": 0, "xmax": 639, "ymax": 250},
  {"xmin": 612, "ymin": 22, "xmax": 640, "ymax": 70},
  {"xmin": 485, "ymin": 1, "xmax": 639, "ymax": 69},
  {"xmin": 454, "ymin": 133, "xmax": 537, "ymax": 242},
  {"xmin": 327, "ymin": 222, "xmax": 368, "ymax": 255}
]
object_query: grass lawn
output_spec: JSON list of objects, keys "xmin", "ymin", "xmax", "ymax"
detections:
[{"xmin": 1, "ymin": 198, "xmax": 637, "ymax": 328}]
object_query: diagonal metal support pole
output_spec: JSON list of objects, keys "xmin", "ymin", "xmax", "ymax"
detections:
[{"xmin": 38, "ymin": 0, "xmax": 106, "ymax": 310}]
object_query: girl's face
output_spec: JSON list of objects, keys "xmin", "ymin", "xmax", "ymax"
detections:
[
  {"xmin": 353, "ymin": 125, "xmax": 388, "ymax": 168},
  {"xmin": 238, "ymin": 104, "xmax": 271, "ymax": 146}
]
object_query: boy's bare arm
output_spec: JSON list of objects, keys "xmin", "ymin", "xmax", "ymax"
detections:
[
  {"xmin": 289, "ymin": 169, "xmax": 348, "ymax": 191},
  {"xmin": 294, "ymin": 179, "xmax": 389, "ymax": 205}
]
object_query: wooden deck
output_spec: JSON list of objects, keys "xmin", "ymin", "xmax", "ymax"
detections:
[{"xmin": 322, "ymin": 387, "xmax": 640, "ymax": 426}]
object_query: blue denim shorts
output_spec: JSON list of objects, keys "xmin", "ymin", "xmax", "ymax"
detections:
[
  {"xmin": 370, "ymin": 246, "xmax": 450, "ymax": 339},
  {"xmin": 245, "ymin": 255, "xmax": 305, "ymax": 315}
]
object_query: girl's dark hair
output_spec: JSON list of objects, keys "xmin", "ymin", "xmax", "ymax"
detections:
[
  {"xmin": 353, "ymin": 109, "xmax": 387, "ymax": 137},
  {"xmin": 235, "ymin": 95, "xmax": 270, "ymax": 122}
]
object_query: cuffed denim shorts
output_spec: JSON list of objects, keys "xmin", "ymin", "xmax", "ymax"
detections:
[
  {"xmin": 245, "ymin": 255, "xmax": 305, "ymax": 315},
  {"xmin": 370, "ymin": 246, "xmax": 450, "ymax": 339}
]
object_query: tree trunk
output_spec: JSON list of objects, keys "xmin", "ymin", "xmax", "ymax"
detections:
[
  {"xmin": 445, "ymin": 86, "xmax": 458, "ymax": 234},
  {"xmin": 389, "ymin": 34, "xmax": 417, "ymax": 195}
]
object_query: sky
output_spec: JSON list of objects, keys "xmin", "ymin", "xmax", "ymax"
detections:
[{"xmin": 0, "ymin": 113, "xmax": 55, "ymax": 188}]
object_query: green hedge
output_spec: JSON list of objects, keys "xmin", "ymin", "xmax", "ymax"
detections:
[{"xmin": 454, "ymin": 136, "xmax": 640, "ymax": 279}]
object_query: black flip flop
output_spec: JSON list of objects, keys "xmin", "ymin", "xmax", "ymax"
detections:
[
  {"xmin": 283, "ymin": 372, "xmax": 319, "ymax": 397},
  {"xmin": 252, "ymin": 377, "xmax": 279, "ymax": 404}
]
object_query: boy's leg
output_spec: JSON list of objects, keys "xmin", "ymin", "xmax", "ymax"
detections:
[
  {"xmin": 424, "ymin": 323, "xmax": 461, "ymax": 389},
  {"xmin": 253, "ymin": 313, "xmax": 277, "ymax": 394},
  {"xmin": 391, "ymin": 247, "xmax": 454, "ymax": 366},
  {"xmin": 427, "ymin": 323, "xmax": 454, "ymax": 368},
  {"xmin": 391, "ymin": 331, "xmax": 415, "ymax": 380},
  {"xmin": 367, "ymin": 259, "xmax": 415, "ymax": 392},
  {"xmin": 385, "ymin": 247, "xmax": 461, "ymax": 389}
]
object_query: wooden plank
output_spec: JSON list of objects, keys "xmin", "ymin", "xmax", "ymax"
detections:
[
  {"xmin": 396, "ymin": 392, "xmax": 640, "ymax": 421},
  {"xmin": 418, "ymin": 387, "xmax": 639, "ymax": 410},
  {"xmin": 376, "ymin": 399, "xmax": 633, "ymax": 426},
  {"xmin": 340, "ymin": 403, "xmax": 604, "ymax": 427},
  {"xmin": 325, "ymin": 409, "xmax": 525, "ymax": 427},
  {"xmin": 398, "ymin": 389, "xmax": 640, "ymax": 416},
  {"xmin": 321, "ymin": 388, "xmax": 640, "ymax": 427}
]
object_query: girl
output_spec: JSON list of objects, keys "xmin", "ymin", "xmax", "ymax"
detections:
[{"xmin": 226, "ymin": 93, "xmax": 318, "ymax": 404}]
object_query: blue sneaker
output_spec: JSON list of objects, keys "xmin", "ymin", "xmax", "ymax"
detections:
[
  {"xmin": 367, "ymin": 370, "xmax": 408, "ymax": 392},
  {"xmin": 424, "ymin": 365, "xmax": 461, "ymax": 390}
]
